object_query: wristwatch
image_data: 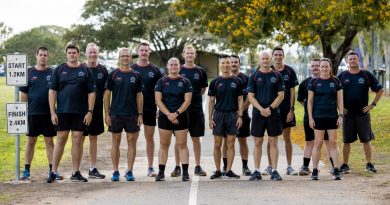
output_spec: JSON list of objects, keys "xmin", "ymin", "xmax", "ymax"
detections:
[
  {"xmin": 175, "ymin": 110, "xmax": 180, "ymax": 115},
  {"xmin": 88, "ymin": 109, "xmax": 93, "ymax": 114},
  {"xmin": 371, "ymin": 102, "xmax": 377, "ymax": 107},
  {"xmin": 290, "ymin": 107, "xmax": 295, "ymax": 111}
]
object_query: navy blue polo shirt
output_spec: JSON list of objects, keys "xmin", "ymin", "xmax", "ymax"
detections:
[
  {"xmin": 179, "ymin": 65, "xmax": 208, "ymax": 111},
  {"xmin": 297, "ymin": 76, "xmax": 313, "ymax": 117},
  {"xmin": 155, "ymin": 76, "xmax": 193, "ymax": 113},
  {"xmin": 50, "ymin": 63, "xmax": 96, "ymax": 114},
  {"xmin": 236, "ymin": 72, "xmax": 249, "ymax": 112},
  {"xmin": 131, "ymin": 63, "xmax": 163, "ymax": 113},
  {"xmin": 247, "ymin": 70, "xmax": 285, "ymax": 116},
  {"xmin": 105, "ymin": 69, "xmax": 142, "ymax": 116},
  {"xmin": 89, "ymin": 64, "xmax": 108, "ymax": 114},
  {"xmin": 308, "ymin": 77, "xmax": 342, "ymax": 118},
  {"xmin": 271, "ymin": 65, "xmax": 299, "ymax": 113},
  {"xmin": 338, "ymin": 70, "xmax": 383, "ymax": 117},
  {"xmin": 19, "ymin": 67, "xmax": 53, "ymax": 115},
  {"xmin": 208, "ymin": 76, "xmax": 243, "ymax": 112}
]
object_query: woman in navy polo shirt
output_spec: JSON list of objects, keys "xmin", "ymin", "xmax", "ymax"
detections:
[
  {"xmin": 308, "ymin": 58, "xmax": 343, "ymax": 180},
  {"xmin": 154, "ymin": 58, "xmax": 193, "ymax": 182}
]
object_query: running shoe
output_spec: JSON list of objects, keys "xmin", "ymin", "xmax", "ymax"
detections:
[
  {"xmin": 147, "ymin": 167, "xmax": 157, "ymax": 177},
  {"xmin": 242, "ymin": 167, "xmax": 252, "ymax": 176},
  {"xmin": 55, "ymin": 171, "xmax": 64, "ymax": 180},
  {"xmin": 333, "ymin": 168, "xmax": 342, "ymax": 180},
  {"xmin": 221, "ymin": 168, "xmax": 227, "ymax": 176},
  {"xmin": 261, "ymin": 166, "xmax": 272, "ymax": 175},
  {"xmin": 270, "ymin": 170, "xmax": 282, "ymax": 181},
  {"xmin": 111, "ymin": 171, "xmax": 120, "ymax": 182},
  {"xmin": 70, "ymin": 171, "xmax": 88, "ymax": 182},
  {"xmin": 298, "ymin": 166, "xmax": 311, "ymax": 176},
  {"xmin": 210, "ymin": 170, "xmax": 222, "ymax": 179},
  {"xmin": 182, "ymin": 171, "xmax": 190, "ymax": 181},
  {"xmin": 170, "ymin": 166, "xmax": 181, "ymax": 177},
  {"xmin": 21, "ymin": 170, "xmax": 30, "ymax": 180},
  {"xmin": 311, "ymin": 168, "xmax": 319, "ymax": 180},
  {"xmin": 194, "ymin": 165, "xmax": 207, "ymax": 176},
  {"xmin": 287, "ymin": 167, "xmax": 298, "ymax": 175},
  {"xmin": 225, "ymin": 170, "xmax": 240, "ymax": 179},
  {"xmin": 126, "ymin": 170, "xmax": 135, "ymax": 181},
  {"xmin": 249, "ymin": 170, "xmax": 262, "ymax": 181},
  {"xmin": 89, "ymin": 168, "xmax": 106, "ymax": 179},
  {"xmin": 155, "ymin": 172, "xmax": 165, "ymax": 181},
  {"xmin": 365, "ymin": 163, "xmax": 377, "ymax": 173},
  {"xmin": 46, "ymin": 172, "xmax": 56, "ymax": 183},
  {"xmin": 340, "ymin": 163, "xmax": 351, "ymax": 174}
]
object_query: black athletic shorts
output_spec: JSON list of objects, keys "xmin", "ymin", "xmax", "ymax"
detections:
[
  {"xmin": 303, "ymin": 116, "xmax": 328, "ymax": 141},
  {"xmin": 212, "ymin": 110, "xmax": 239, "ymax": 136},
  {"xmin": 237, "ymin": 111, "xmax": 251, "ymax": 138},
  {"xmin": 158, "ymin": 111, "xmax": 189, "ymax": 131},
  {"xmin": 314, "ymin": 117, "xmax": 338, "ymax": 130},
  {"xmin": 27, "ymin": 114, "xmax": 56, "ymax": 137},
  {"xmin": 281, "ymin": 110, "xmax": 296, "ymax": 129},
  {"xmin": 251, "ymin": 111, "xmax": 283, "ymax": 137},
  {"xmin": 84, "ymin": 112, "xmax": 104, "ymax": 136},
  {"xmin": 109, "ymin": 115, "xmax": 139, "ymax": 133},
  {"xmin": 57, "ymin": 113, "xmax": 85, "ymax": 132},
  {"xmin": 188, "ymin": 109, "xmax": 205, "ymax": 137},
  {"xmin": 143, "ymin": 110, "xmax": 157, "ymax": 126},
  {"xmin": 343, "ymin": 115, "xmax": 373, "ymax": 143}
]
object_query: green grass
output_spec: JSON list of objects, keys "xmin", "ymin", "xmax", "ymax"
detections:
[{"xmin": 0, "ymin": 77, "xmax": 71, "ymax": 182}]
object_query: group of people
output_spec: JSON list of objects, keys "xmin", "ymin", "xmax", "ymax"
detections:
[{"xmin": 19, "ymin": 42, "xmax": 383, "ymax": 183}]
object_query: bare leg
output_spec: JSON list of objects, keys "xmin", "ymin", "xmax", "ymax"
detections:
[
  {"xmin": 52, "ymin": 131, "xmax": 69, "ymax": 173},
  {"xmin": 144, "ymin": 125, "xmax": 156, "ymax": 168},
  {"xmin": 253, "ymin": 137, "xmax": 264, "ymax": 169},
  {"xmin": 226, "ymin": 135, "xmax": 236, "ymax": 171},
  {"xmin": 126, "ymin": 132, "xmax": 139, "ymax": 171},
  {"xmin": 89, "ymin": 135, "xmax": 98, "ymax": 167},
  {"xmin": 111, "ymin": 133, "xmax": 121, "ymax": 171},
  {"xmin": 213, "ymin": 136, "xmax": 223, "ymax": 171}
]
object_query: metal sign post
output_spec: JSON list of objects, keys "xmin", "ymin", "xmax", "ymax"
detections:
[{"xmin": 6, "ymin": 53, "xmax": 28, "ymax": 182}]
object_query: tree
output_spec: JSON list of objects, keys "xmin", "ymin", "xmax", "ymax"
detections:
[
  {"xmin": 1, "ymin": 26, "xmax": 67, "ymax": 65},
  {"xmin": 64, "ymin": 0, "xmax": 216, "ymax": 65},
  {"xmin": 176, "ymin": 0, "xmax": 390, "ymax": 73}
]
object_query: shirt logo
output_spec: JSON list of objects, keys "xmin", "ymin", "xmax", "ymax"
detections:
[
  {"xmin": 217, "ymin": 83, "xmax": 223, "ymax": 88},
  {"xmin": 270, "ymin": 77, "xmax": 277, "ymax": 83},
  {"xmin": 46, "ymin": 75, "xmax": 51, "ymax": 81},
  {"xmin": 97, "ymin": 73, "xmax": 104, "ymax": 79},
  {"xmin": 115, "ymin": 77, "xmax": 122, "ymax": 81},
  {"xmin": 61, "ymin": 71, "xmax": 67, "ymax": 75},
  {"xmin": 194, "ymin": 73, "xmax": 200, "ymax": 80},
  {"xmin": 344, "ymin": 79, "xmax": 350, "ymax": 84},
  {"xmin": 78, "ymin": 72, "xmax": 85, "ymax": 77},
  {"xmin": 230, "ymin": 82, "xmax": 237, "ymax": 88},
  {"xmin": 317, "ymin": 83, "xmax": 322, "ymax": 87},
  {"xmin": 31, "ymin": 76, "xmax": 38, "ymax": 81},
  {"xmin": 283, "ymin": 75, "xmax": 289, "ymax": 81},
  {"xmin": 130, "ymin": 76, "xmax": 136, "ymax": 83},
  {"xmin": 329, "ymin": 82, "xmax": 335, "ymax": 88},
  {"xmin": 148, "ymin": 72, "xmax": 154, "ymax": 78},
  {"xmin": 358, "ymin": 78, "xmax": 365, "ymax": 84},
  {"xmin": 256, "ymin": 78, "xmax": 262, "ymax": 83},
  {"xmin": 178, "ymin": 82, "xmax": 183, "ymax": 87}
]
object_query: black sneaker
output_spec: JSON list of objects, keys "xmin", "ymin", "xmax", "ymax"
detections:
[
  {"xmin": 340, "ymin": 163, "xmax": 351, "ymax": 174},
  {"xmin": 155, "ymin": 172, "xmax": 165, "ymax": 181},
  {"xmin": 366, "ymin": 163, "xmax": 377, "ymax": 173},
  {"xmin": 249, "ymin": 170, "xmax": 262, "ymax": 181},
  {"xmin": 242, "ymin": 167, "xmax": 252, "ymax": 176},
  {"xmin": 47, "ymin": 172, "xmax": 56, "ymax": 183},
  {"xmin": 225, "ymin": 170, "xmax": 240, "ymax": 179},
  {"xmin": 194, "ymin": 165, "xmax": 207, "ymax": 176},
  {"xmin": 270, "ymin": 170, "xmax": 282, "ymax": 181},
  {"xmin": 70, "ymin": 171, "xmax": 88, "ymax": 182},
  {"xmin": 333, "ymin": 168, "xmax": 342, "ymax": 180},
  {"xmin": 311, "ymin": 168, "xmax": 319, "ymax": 180},
  {"xmin": 89, "ymin": 168, "xmax": 106, "ymax": 179},
  {"xmin": 170, "ymin": 166, "xmax": 181, "ymax": 177},
  {"xmin": 210, "ymin": 170, "xmax": 222, "ymax": 179},
  {"xmin": 182, "ymin": 171, "xmax": 190, "ymax": 181}
]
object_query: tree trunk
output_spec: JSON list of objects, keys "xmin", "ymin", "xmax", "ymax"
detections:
[{"xmin": 358, "ymin": 32, "xmax": 369, "ymax": 69}]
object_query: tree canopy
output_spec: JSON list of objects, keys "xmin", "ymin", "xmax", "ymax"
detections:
[
  {"xmin": 0, "ymin": 26, "xmax": 67, "ymax": 65},
  {"xmin": 176, "ymin": 0, "xmax": 390, "ymax": 73}
]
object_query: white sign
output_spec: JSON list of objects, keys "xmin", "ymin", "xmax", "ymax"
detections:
[
  {"xmin": 6, "ymin": 103, "xmax": 28, "ymax": 134},
  {"xmin": 6, "ymin": 54, "xmax": 28, "ymax": 86}
]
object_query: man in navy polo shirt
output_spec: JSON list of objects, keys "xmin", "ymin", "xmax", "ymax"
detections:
[
  {"xmin": 208, "ymin": 54, "xmax": 243, "ymax": 179},
  {"xmin": 84, "ymin": 43, "xmax": 108, "ymax": 179},
  {"xmin": 20, "ymin": 47, "xmax": 63, "ymax": 180},
  {"xmin": 131, "ymin": 42, "xmax": 162, "ymax": 177},
  {"xmin": 248, "ymin": 51, "xmax": 285, "ymax": 181},
  {"xmin": 338, "ymin": 51, "xmax": 384, "ymax": 173},
  {"xmin": 47, "ymin": 42, "xmax": 96, "ymax": 183},
  {"xmin": 171, "ymin": 44, "xmax": 208, "ymax": 177}
]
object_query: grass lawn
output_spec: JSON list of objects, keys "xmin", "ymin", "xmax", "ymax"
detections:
[
  {"xmin": 0, "ymin": 77, "xmax": 71, "ymax": 182},
  {"xmin": 291, "ymin": 91, "xmax": 390, "ymax": 173}
]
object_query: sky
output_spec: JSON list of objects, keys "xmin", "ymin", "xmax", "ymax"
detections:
[{"xmin": 0, "ymin": 0, "xmax": 86, "ymax": 35}]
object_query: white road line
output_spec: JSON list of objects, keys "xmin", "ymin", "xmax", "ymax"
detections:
[{"xmin": 188, "ymin": 175, "xmax": 200, "ymax": 205}]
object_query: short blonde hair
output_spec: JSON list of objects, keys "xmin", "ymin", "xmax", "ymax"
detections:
[
  {"xmin": 86, "ymin": 42, "xmax": 99, "ymax": 52},
  {"xmin": 118, "ymin": 47, "xmax": 130, "ymax": 57},
  {"xmin": 183, "ymin": 44, "xmax": 196, "ymax": 53}
]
